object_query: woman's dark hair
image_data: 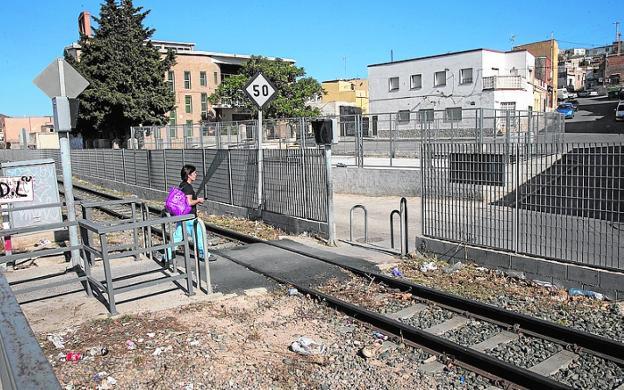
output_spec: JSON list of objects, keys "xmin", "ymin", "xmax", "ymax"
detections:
[{"xmin": 181, "ymin": 164, "xmax": 196, "ymax": 181}]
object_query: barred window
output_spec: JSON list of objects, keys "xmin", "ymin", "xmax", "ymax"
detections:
[{"xmin": 200, "ymin": 71, "xmax": 207, "ymax": 87}]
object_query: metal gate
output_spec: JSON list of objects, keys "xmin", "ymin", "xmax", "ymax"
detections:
[{"xmin": 421, "ymin": 139, "xmax": 623, "ymax": 271}]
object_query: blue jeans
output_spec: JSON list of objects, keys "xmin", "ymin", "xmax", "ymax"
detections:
[{"xmin": 165, "ymin": 219, "xmax": 206, "ymax": 261}]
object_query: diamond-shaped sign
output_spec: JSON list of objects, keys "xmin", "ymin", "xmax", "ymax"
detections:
[
  {"xmin": 34, "ymin": 58, "xmax": 89, "ymax": 99},
  {"xmin": 243, "ymin": 73, "xmax": 277, "ymax": 109}
]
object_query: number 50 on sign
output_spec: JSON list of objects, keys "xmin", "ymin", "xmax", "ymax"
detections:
[
  {"xmin": 0, "ymin": 176, "xmax": 34, "ymax": 203},
  {"xmin": 244, "ymin": 73, "xmax": 277, "ymax": 109}
]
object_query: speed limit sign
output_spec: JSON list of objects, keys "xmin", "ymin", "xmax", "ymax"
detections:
[{"xmin": 244, "ymin": 73, "xmax": 277, "ymax": 109}]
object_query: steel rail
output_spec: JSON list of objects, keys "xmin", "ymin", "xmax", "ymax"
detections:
[
  {"xmin": 65, "ymin": 182, "xmax": 624, "ymax": 383},
  {"xmin": 214, "ymin": 250, "xmax": 570, "ymax": 390}
]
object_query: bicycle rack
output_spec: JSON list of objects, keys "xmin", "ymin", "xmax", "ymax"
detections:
[
  {"xmin": 349, "ymin": 204, "xmax": 368, "ymax": 243},
  {"xmin": 389, "ymin": 197, "xmax": 409, "ymax": 256}
]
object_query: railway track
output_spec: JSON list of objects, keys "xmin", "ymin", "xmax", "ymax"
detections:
[{"xmin": 62, "ymin": 181, "xmax": 624, "ymax": 389}]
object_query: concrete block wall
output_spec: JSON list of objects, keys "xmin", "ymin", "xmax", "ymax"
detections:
[{"xmin": 416, "ymin": 236, "xmax": 624, "ymax": 300}]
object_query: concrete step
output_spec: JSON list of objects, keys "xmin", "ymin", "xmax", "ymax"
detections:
[
  {"xmin": 387, "ymin": 303, "xmax": 427, "ymax": 320},
  {"xmin": 471, "ymin": 331, "xmax": 519, "ymax": 352},
  {"xmin": 529, "ymin": 350, "xmax": 578, "ymax": 377},
  {"xmin": 423, "ymin": 316, "xmax": 469, "ymax": 336}
]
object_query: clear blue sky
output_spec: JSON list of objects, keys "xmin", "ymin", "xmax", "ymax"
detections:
[{"xmin": 1, "ymin": 0, "xmax": 622, "ymax": 116}]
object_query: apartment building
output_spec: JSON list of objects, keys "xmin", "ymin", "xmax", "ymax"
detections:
[
  {"xmin": 513, "ymin": 39, "xmax": 558, "ymax": 108},
  {"xmin": 368, "ymin": 48, "xmax": 544, "ymax": 120},
  {"xmin": 0, "ymin": 115, "xmax": 55, "ymax": 147},
  {"xmin": 66, "ymin": 12, "xmax": 294, "ymax": 130}
]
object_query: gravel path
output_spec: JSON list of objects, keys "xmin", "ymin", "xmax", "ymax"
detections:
[
  {"xmin": 488, "ymin": 336, "xmax": 562, "ymax": 369},
  {"xmin": 444, "ymin": 320, "xmax": 501, "ymax": 347},
  {"xmin": 552, "ymin": 354, "xmax": 624, "ymax": 390}
]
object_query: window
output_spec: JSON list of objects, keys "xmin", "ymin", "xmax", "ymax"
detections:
[
  {"xmin": 185, "ymin": 120, "xmax": 193, "ymax": 137},
  {"xmin": 500, "ymin": 102, "xmax": 516, "ymax": 111},
  {"xmin": 200, "ymin": 71, "xmax": 207, "ymax": 87},
  {"xmin": 184, "ymin": 71, "xmax": 191, "ymax": 89},
  {"xmin": 444, "ymin": 107, "xmax": 462, "ymax": 122},
  {"xmin": 459, "ymin": 68, "xmax": 473, "ymax": 84},
  {"xmin": 410, "ymin": 74, "xmax": 422, "ymax": 89},
  {"xmin": 201, "ymin": 93, "xmax": 208, "ymax": 114},
  {"xmin": 214, "ymin": 72, "xmax": 218, "ymax": 85},
  {"xmin": 434, "ymin": 71, "xmax": 446, "ymax": 87},
  {"xmin": 397, "ymin": 110, "xmax": 410, "ymax": 123},
  {"xmin": 388, "ymin": 77, "xmax": 399, "ymax": 92},
  {"xmin": 168, "ymin": 109, "xmax": 177, "ymax": 127},
  {"xmin": 167, "ymin": 71, "xmax": 175, "ymax": 92},
  {"xmin": 418, "ymin": 109, "xmax": 434, "ymax": 122},
  {"xmin": 185, "ymin": 95, "xmax": 192, "ymax": 113}
]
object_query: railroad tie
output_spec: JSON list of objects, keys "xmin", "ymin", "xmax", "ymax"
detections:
[
  {"xmin": 423, "ymin": 316, "xmax": 470, "ymax": 336},
  {"xmin": 417, "ymin": 360, "xmax": 445, "ymax": 374},
  {"xmin": 387, "ymin": 303, "xmax": 427, "ymax": 320},
  {"xmin": 528, "ymin": 350, "xmax": 578, "ymax": 377},
  {"xmin": 470, "ymin": 331, "xmax": 519, "ymax": 352}
]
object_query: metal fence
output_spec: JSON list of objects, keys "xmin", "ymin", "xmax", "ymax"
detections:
[
  {"xmin": 130, "ymin": 109, "xmax": 563, "ymax": 168},
  {"xmin": 0, "ymin": 148, "xmax": 329, "ymax": 223},
  {"xmin": 421, "ymin": 141, "xmax": 623, "ymax": 271}
]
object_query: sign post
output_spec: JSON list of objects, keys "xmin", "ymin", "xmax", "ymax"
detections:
[
  {"xmin": 34, "ymin": 58, "xmax": 89, "ymax": 266},
  {"xmin": 244, "ymin": 73, "xmax": 276, "ymax": 208}
]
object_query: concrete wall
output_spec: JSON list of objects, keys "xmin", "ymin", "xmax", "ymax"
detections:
[
  {"xmin": 417, "ymin": 236, "xmax": 624, "ymax": 300},
  {"xmin": 333, "ymin": 166, "xmax": 422, "ymax": 196}
]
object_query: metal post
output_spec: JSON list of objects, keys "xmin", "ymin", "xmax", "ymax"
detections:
[
  {"xmin": 181, "ymin": 221, "xmax": 194, "ymax": 296},
  {"xmin": 227, "ymin": 150, "xmax": 234, "ymax": 205},
  {"xmin": 130, "ymin": 202, "xmax": 140, "ymax": 261},
  {"xmin": 257, "ymin": 110, "xmax": 263, "ymax": 208},
  {"xmin": 324, "ymin": 144, "xmax": 336, "ymax": 246},
  {"xmin": 389, "ymin": 114, "xmax": 394, "ymax": 167},
  {"xmin": 58, "ymin": 136, "xmax": 80, "ymax": 266},
  {"xmin": 100, "ymin": 234, "xmax": 117, "ymax": 315},
  {"xmin": 199, "ymin": 124, "xmax": 205, "ymax": 149}
]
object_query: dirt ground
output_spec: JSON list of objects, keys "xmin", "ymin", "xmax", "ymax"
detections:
[{"xmin": 40, "ymin": 290, "xmax": 439, "ymax": 390}]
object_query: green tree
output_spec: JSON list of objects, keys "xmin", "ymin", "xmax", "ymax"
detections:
[
  {"xmin": 208, "ymin": 56, "xmax": 322, "ymax": 118},
  {"xmin": 66, "ymin": 0, "xmax": 175, "ymax": 139}
]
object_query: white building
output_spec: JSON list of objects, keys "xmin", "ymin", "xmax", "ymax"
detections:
[{"xmin": 368, "ymin": 48, "xmax": 541, "ymax": 117}]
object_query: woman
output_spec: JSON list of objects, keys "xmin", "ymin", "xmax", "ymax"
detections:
[{"xmin": 167, "ymin": 164, "xmax": 215, "ymax": 262}]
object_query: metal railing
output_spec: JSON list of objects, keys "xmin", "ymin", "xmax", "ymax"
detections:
[
  {"xmin": 421, "ymin": 141, "xmax": 623, "ymax": 271},
  {"xmin": 0, "ymin": 273, "xmax": 61, "ymax": 389},
  {"xmin": 482, "ymin": 75, "xmax": 524, "ymax": 90}
]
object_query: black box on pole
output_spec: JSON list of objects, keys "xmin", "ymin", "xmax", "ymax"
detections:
[{"xmin": 311, "ymin": 119, "xmax": 333, "ymax": 145}]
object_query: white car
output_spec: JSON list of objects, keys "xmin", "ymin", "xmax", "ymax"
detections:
[{"xmin": 616, "ymin": 102, "xmax": 624, "ymax": 121}]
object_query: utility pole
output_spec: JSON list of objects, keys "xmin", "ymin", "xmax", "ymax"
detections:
[{"xmin": 615, "ymin": 21, "xmax": 621, "ymax": 55}]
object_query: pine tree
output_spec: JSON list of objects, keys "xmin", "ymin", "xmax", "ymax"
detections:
[{"xmin": 66, "ymin": 0, "xmax": 175, "ymax": 139}]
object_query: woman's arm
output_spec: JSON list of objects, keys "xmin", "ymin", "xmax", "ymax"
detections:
[{"xmin": 186, "ymin": 195, "xmax": 204, "ymax": 206}]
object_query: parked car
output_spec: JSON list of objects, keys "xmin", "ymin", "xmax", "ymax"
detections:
[
  {"xmin": 565, "ymin": 99, "xmax": 579, "ymax": 111},
  {"xmin": 587, "ymin": 89, "xmax": 599, "ymax": 96},
  {"xmin": 577, "ymin": 90, "xmax": 590, "ymax": 97},
  {"xmin": 616, "ymin": 101, "xmax": 624, "ymax": 121},
  {"xmin": 568, "ymin": 91, "xmax": 578, "ymax": 98},
  {"xmin": 556, "ymin": 103, "xmax": 575, "ymax": 119}
]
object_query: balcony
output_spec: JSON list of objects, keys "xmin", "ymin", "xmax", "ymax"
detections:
[{"xmin": 482, "ymin": 75, "xmax": 524, "ymax": 90}]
